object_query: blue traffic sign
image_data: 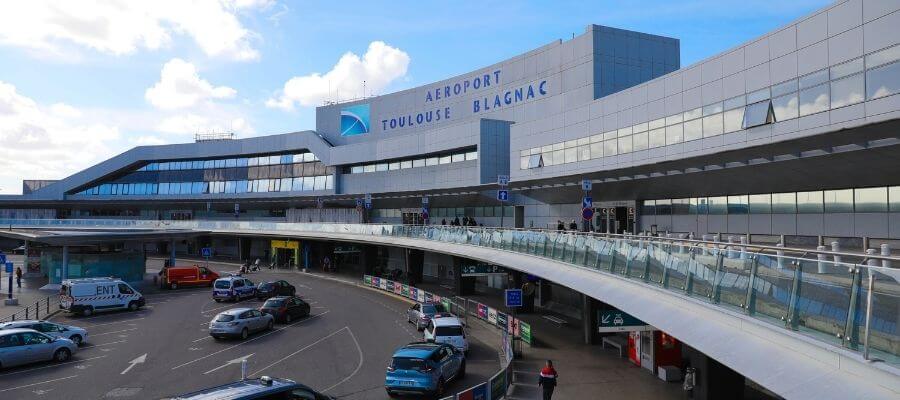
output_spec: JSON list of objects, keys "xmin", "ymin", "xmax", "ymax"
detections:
[
  {"xmin": 505, "ymin": 289, "xmax": 523, "ymax": 307},
  {"xmin": 4, "ymin": 262, "xmax": 12, "ymax": 274},
  {"xmin": 582, "ymin": 196, "xmax": 593, "ymax": 209},
  {"xmin": 201, "ymin": 247, "xmax": 212, "ymax": 258},
  {"xmin": 497, "ymin": 190, "xmax": 509, "ymax": 202},
  {"xmin": 0, "ymin": 253, "xmax": 6, "ymax": 264},
  {"xmin": 582, "ymin": 207, "xmax": 595, "ymax": 221}
]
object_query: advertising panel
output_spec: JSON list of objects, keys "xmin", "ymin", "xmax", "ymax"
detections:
[
  {"xmin": 363, "ymin": 275, "xmax": 372, "ymax": 286},
  {"xmin": 380, "ymin": 279, "xmax": 389, "ymax": 290},
  {"xmin": 520, "ymin": 321, "xmax": 532, "ymax": 344},
  {"xmin": 487, "ymin": 308, "xmax": 497, "ymax": 324},
  {"xmin": 432, "ymin": 294, "xmax": 442, "ymax": 304},
  {"xmin": 401, "ymin": 284, "xmax": 410, "ymax": 298},
  {"xmin": 489, "ymin": 367, "xmax": 508, "ymax": 400},
  {"xmin": 496, "ymin": 312, "xmax": 508, "ymax": 330},
  {"xmin": 424, "ymin": 292, "xmax": 433, "ymax": 304},
  {"xmin": 417, "ymin": 289, "xmax": 426, "ymax": 303},
  {"xmin": 441, "ymin": 298, "xmax": 452, "ymax": 313},
  {"xmin": 508, "ymin": 317, "xmax": 517, "ymax": 335},
  {"xmin": 456, "ymin": 382, "xmax": 487, "ymax": 400},
  {"xmin": 392, "ymin": 282, "xmax": 401, "ymax": 294},
  {"xmin": 409, "ymin": 287, "xmax": 418, "ymax": 301},
  {"xmin": 477, "ymin": 303, "xmax": 488, "ymax": 319},
  {"xmin": 372, "ymin": 277, "xmax": 380, "ymax": 288}
]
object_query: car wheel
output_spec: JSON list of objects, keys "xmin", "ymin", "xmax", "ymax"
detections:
[
  {"xmin": 170, "ymin": 282, "xmax": 178, "ymax": 290},
  {"xmin": 458, "ymin": 360, "xmax": 466, "ymax": 378},
  {"xmin": 214, "ymin": 299, "xmax": 221, "ymax": 303},
  {"xmin": 54, "ymin": 348, "xmax": 71, "ymax": 362},
  {"xmin": 267, "ymin": 320, "xmax": 274, "ymax": 330},
  {"xmin": 70, "ymin": 335, "xmax": 83, "ymax": 346},
  {"xmin": 386, "ymin": 390, "xmax": 399, "ymax": 398},
  {"xmin": 128, "ymin": 301, "xmax": 139, "ymax": 312},
  {"xmin": 81, "ymin": 307, "xmax": 94, "ymax": 317},
  {"xmin": 284, "ymin": 314, "xmax": 292, "ymax": 323},
  {"xmin": 240, "ymin": 328, "xmax": 249, "ymax": 340},
  {"xmin": 434, "ymin": 378, "xmax": 446, "ymax": 398}
]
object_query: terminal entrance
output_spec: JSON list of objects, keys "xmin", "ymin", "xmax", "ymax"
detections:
[
  {"xmin": 402, "ymin": 212, "xmax": 424, "ymax": 225},
  {"xmin": 270, "ymin": 239, "xmax": 299, "ymax": 268},
  {"xmin": 596, "ymin": 206, "xmax": 635, "ymax": 234}
]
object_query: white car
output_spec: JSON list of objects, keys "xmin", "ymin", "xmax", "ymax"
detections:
[
  {"xmin": 0, "ymin": 320, "xmax": 88, "ymax": 346},
  {"xmin": 424, "ymin": 315, "xmax": 469, "ymax": 354}
]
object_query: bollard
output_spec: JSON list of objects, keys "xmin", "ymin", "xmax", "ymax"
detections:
[
  {"xmin": 776, "ymin": 242, "xmax": 785, "ymax": 269},
  {"xmin": 881, "ymin": 244, "xmax": 891, "ymax": 269},
  {"xmin": 241, "ymin": 358, "xmax": 248, "ymax": 380},
  {"xmin": 740, "ymin": 236, "xmax": 748, "ymax": 259},
  {"xmin": 831, "ymin": 241, "xmax": 842, "ymax": 267},
  {"xmin": 817, "ymin": 245, "xmax": 828, "ymax": 274}
]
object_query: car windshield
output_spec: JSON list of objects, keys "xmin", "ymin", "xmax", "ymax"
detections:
[
  {"xmin": 434, "ymin": 326, "xmax": 464, "ymax": 336},
  {"xmin": 391, "ymin": 357, "xmax": 427, "ymax": 371},
  {"xmin": 215, "ymin": 314, "xmax": 235, "ymax": 322},
  {"xmin": 422, "ymin": 304, "xmax": 446, "ymax": 314},
  {"xmin": 263, "ymin": 299, "xmax": 284, "ymax": 307},
  {"xmin": 214, "ymin": 280, "xmax": 231, "ymax": 289},
  {"xmin": 259, "ymin": 283, "xmax": 274, "ymax": 289}
]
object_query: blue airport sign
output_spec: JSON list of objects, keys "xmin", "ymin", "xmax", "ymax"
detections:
[
  {"xmin": 4, "ymin": 262, "xmax": 12, "ymax": 274},
  {"xmin": 201, "ymin": 247, "xmax": 212, "ymax": 258},
  {"xmin": 0, "ymin": 253, "xmax": 6, "ymax": 264},
  {"xmin": 582, "ymin": 196, "xmax": 593, "ymax": 209},
  {"xmin": 505, "ymin": 289, "xmax": 523, "ymax": 308},
  {"xmin": 497, "ymin": 190, "xmax": 509, "ymax": 202}
]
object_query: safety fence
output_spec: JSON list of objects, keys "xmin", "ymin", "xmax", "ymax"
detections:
[
  {"xmin": 363, "ymin": 275, "xmax": 519, "ymax": 399},
  {"xmin": 0, "ymin": 296, "xmax": 54, "ymax": 323}
]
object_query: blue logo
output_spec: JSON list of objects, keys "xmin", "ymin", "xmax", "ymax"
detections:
[{"xmin": 340, "ymin": 104, "xmax": 370, "ymax": 136}]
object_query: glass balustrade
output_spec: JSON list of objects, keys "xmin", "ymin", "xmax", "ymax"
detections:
[{"xmin": 1, "ymin": 218, "xmax": 897, "ymax": 367}]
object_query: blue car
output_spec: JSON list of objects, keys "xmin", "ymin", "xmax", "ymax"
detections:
[
  {"xmin": 385, "ymin": 342, "xmax": 466, "ymax": 398},
  {"xmin": 213, "ymin": 276, "xmax": 256, "ymax": 302},
  {"xmin": 169, "ymin": 376, "xmax": 333, "ymax": 399}
]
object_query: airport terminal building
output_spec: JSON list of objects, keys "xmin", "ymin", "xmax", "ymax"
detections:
[{"xmin": 3, "ymin": 0, "xmax": 900, "ymax": 247}]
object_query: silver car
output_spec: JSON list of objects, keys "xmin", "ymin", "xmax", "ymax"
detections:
[
  {"xmin": 0, "ymin": 328, "xmax": 77, "ymax": 369},
  {"xmin": 208, "ymin": 308, "xmax": 274, "ymax": 340},
  {"xmin": 0, "ymin": 320, "xmax": 88, "ymax": 346},
  {"xmin": 407, "ymin": 302, "xmax": 448, "ymax": 331}
]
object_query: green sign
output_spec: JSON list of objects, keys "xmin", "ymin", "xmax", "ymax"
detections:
[
  {"xmin": 441, "ymin": 298, "xmax": 452, "ymax": 312},
  {"xmin": 597, "ymin": 310, "xmax": 651, "ymax": 333},
  {"xmin": 460, "ymin": 263, "xmax": 504, "ymax": 276},
  {"xmin": 401, "ymin": 284, "xmax": 410, "ymax": 297},
  {"xmin": 489, "ymin": 366, "xmax": 508, "ymax": 400},
  {"xmin": 520, "ymin": 321, "xmax": 532, "ymax": 345},
  {"xmin": 364, "ymin": 275, "xmax": 372, "ymax": 285}
]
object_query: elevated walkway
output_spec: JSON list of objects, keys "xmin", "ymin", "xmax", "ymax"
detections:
[{"xmin": 2, "ymin": 219, "xmax": 898, "ymax": 399}]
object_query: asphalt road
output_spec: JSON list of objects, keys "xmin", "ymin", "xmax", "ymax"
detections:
[{"xmin": 0, "ymin": 269, "xmax": 501, "ymax": 399}]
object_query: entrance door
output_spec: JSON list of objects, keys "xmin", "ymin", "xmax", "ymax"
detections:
[
  {"xmin": 274, "ymin": 248, "xmax": 295, "ymax": 268},
  {"xmin": 402, "ymin": 212, "xmax": 423, "ymax": 225},
  {"xmin": 614, "ymin": 207, "xmax": 628, "ymax": 234}
]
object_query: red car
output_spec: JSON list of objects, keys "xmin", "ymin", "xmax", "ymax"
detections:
[{"xmin": 161, "ymin": 265, "xmax": 219, "ymax": 289}]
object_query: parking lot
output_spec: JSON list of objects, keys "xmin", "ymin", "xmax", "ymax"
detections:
[{"xmin": 0, "ymin": 269, "xmax": 500, "ymax": 399}]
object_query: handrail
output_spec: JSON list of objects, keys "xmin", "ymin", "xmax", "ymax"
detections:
[{"xmin": 0, "ymin": 296, "xmax": 53, "ymax": 323}]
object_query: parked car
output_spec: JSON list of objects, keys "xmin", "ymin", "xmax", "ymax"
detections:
[
  {"xmin": 406, "ymin": 302, "xmax": 448, "ymax": 331},
  {"xmin": 162, "ymin": 265, "xmax": 219, "ymax": 290},
  {"xmin": 0, "ymin": 328, "xmax": 78, "ymax": 369},
  {"xmin": 259, "ymin": 296, "xmax": 310, "ymax": 323},
  {"xmin": 212, "ymin": 276, "xmax": 256, "ymax": 302},
  {"xmin": 167, "ymin": 376, "xmax": 334, "ymax": 399},
  {"xmin": 0, "ymin": 320, "xmax": 88, "ymax": 346},
  {"xmin": 59, "ymin": 277, "xmax": 144, "ymax": 317},
  {"xmin": 256, "ymin": 280, "xmax": 296, "ymax": 300},
  {"xmin": 424, "ymin": 316, "xmax": 469, "ymax": 354},
  {"xmin": 208, "ymin": 308, "xmax": 274, "ymax": 340},
  {"xmin": 385, "ymin": 342, "xmax": 465, "ymax": 398}
]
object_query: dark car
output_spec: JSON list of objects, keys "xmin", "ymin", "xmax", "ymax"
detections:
[
  {"xmin": 259, "ymin": 296, "xmax": 310, "ymax": 323},
  {"xmin": 168, "ymin": 376, "xmax": 333, "ymax": 400},
  {"xmin": 256, "ymin": 280, "xmax": 296, "ymax": 300}
]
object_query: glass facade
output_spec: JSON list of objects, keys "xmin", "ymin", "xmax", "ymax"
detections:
[
  {"xmin": 520, "ymin": 43, "xmax": 900, "ymax": 170},
  {"xmin": 350, "ymin": 149, "xmax": 477, "ymax": 174},
  {"xmin": 643, "ymin": 186, "xmax": 900, "ymax": 215},
  {"xmin": 72, "ymin": 151, "xmax": 334, "ymax": 196}
]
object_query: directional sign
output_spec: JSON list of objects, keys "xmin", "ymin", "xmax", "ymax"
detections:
[
  {"xmin": 497, "ymin": 190, "xmax": 509, "ymax": 202},
  {"xmin": 204, "ymin": 353, "xmax": 254, "ymax": 375},
  {"xmin": 497, "ymin": 174, "xmax": 509, "ymax": 186},
  {"xmin": 421, "ymin": 196, "xmax": 429, "ymax": 205},
  {"xmin": 597, "ymin": 310, "xmax": 652, "ymax": 333},
  {"xmin": 201, "ymin": 247, "xmax": 212, "ymax": 258},
  {"xmin": 582, "ymin": 179, "xmax": 592, "ymax": 191},
  {"xmin": 365, "ymin": 193, "xmax": 372, "ymax": 202},
  {"xmin": 505, "ymin": 289, "xmax": 523, "ymax": 308},
  {"xmin": 4, "ymin": 262, "xmax": 12, "ymax": 273},
  {"xmin": 355, "ymin": 199, "xmax": 363, "ymax": 207},
  {"xmin": 0, "ymin": 253, "xmax": 6, "ymax": 264},
  {"xmin": 582, "ymin": 196, "xmax": 593, "ymax": 209},
  {"xmin": 461, "ymin": 264, "xmax": 504, "ymax": 276},
  {"xmin": 121, "ymin": 353, "xmax": 147, "ymax": 375}
]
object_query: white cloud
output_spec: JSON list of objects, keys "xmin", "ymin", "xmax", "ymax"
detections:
[
  {"xmin": 267, "ymin": 41, "xmax": 410, "ymax": 110},
  {"xmin": 0, "ymin": 81, "xmax": 121, "ymax": 194},
  {"xmin": 156, "ymin": 114, "xmax": 254, "ymax": 137},
  {"xmin": 0, "ymin": 0, "xmax": 269, "ymax": 61},
  {"xmin": 145, "ymin": 58, "xmax": 237, "ymax": 110}
]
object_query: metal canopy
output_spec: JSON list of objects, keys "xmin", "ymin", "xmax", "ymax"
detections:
[{"xmin": 0, "ymin": 228, "xmax": 209, "ymax": 245}]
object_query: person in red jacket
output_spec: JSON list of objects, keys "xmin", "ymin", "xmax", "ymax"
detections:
[{"xmin": 538, "ymin": 359, "xmax": 558, "ymax": 400}]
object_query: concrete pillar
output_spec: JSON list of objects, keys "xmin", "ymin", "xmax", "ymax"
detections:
[
  {"xmin": 170, "ymin": 239, "xmax": 176, "ymax": 267},
  {"xmin": 405, "ymin": 249, "xmax": 424, "ymax": 287},
  {"xmin": 451, "ymin": 256, "xmax": 474, "ymax": 296},
  {"xmin": 726, "ymin": 236, "xmax": 736, "ymax": 259},
  {"xmin": 881, "ymin": 244, "xmax": 891, "ymax": 269},
  {"xmin": 739, "ymin": 236, "xmax": 748, "ymax": 259},
  {"xmin": 817, "ymin": 245, "xmax": 828, "ymax": 274},
  {"xmin": 61, "ymin": 245, "xmax": 69, "ymax": 282},
  {"xmin": 581, "ymin": 293, "xmax": 596, "ymax": 345},
  {"xmin": 776, "ymin": 242, "xmax": 785, "ymax": 269},
  {"xmin": 831, "ymin": 241, "xmax": 842, "ymax": 267}
]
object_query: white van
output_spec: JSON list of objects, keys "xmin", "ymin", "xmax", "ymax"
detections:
[
  {"xmin": 424, "ymin": 315, "xmax": 469, "ymax": 354},
  {"xmin": 59, "ymin": 278, "xmax": 145, "ymax": 317}
]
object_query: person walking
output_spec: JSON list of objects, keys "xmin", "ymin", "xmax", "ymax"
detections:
[
  {"xmin": 538, "ymin": 360, "xmax": 558, "ymax": 400},
  {"xmin": 15, "ymin": 266, "xmax": 23, "ymax": 288}
]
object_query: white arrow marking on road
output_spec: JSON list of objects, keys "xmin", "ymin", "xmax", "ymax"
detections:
[
  {"xmin": 120, "ymin": 353, "xmax": 147, "ymax": 375},
  {"xmin": 203, "ymin": 353, "xmax": 254, "ymax": 375}
]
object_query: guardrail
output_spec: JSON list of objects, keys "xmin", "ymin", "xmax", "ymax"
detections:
[
  {"xmin": 3, "ymin": 218, "xmax": 899, "ymax": 368},
  {"xmin": 0, "ymin": 296, "xmax": 53, "ymax": 323}
]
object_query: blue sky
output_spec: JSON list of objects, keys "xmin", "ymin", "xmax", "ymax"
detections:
[{"xmin": 0, "ymin": 0, "xmax": 831, "ymax": 194}]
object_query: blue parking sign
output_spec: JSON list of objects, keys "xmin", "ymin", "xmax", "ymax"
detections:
[
  {"xmin": 505, "ymin": 289, "xmax": 523, "ymax": 307},
  {"xmin": 201, "ymin": 247, "xmax": 212, "ymax": 258},
  {"xmin": 4, "ymin": 262, "xmax": 12, "ymax": 273}
]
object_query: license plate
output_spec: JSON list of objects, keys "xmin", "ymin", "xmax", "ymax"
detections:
[{"xmin": 401, "ymin": 381, "xmax": 415, "ymax": 386}]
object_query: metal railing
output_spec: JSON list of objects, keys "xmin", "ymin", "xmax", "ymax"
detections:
[
  {"xmin": 3, "ymin": 218, "xmax": 899, "ymax": 368},
  {"xmin": 0, "ymin": 296, "xmax": 53, "ymax": 323}
]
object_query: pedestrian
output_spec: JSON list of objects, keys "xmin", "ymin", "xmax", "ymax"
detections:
[
  {"xmin": 569, "ymin": 219, "xmax": 578, "ymax": 230},
  {"xmin": 556, "ymin": 220, "xmax": 564, "ymax": 231},
  {"xmin": 441, "ymin": 218, "xmax": 447, "ymax": 225},
  {"xmin": 453, "ymin": 216, "xmax": 460, "ymax": 226},
  {"xmin": 538, "ymin": 360, "xmax": 558, "ymax": 399},
  {"xmin": 15, "ymin": 266, "xmax": 22, "ymax": 288}
]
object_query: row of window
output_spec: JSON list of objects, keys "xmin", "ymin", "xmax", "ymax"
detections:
[
  {"xmin": 136, "ymin": 152, "xmax": 320, "ymax": 172},
  {"xmin": 346, "ymin": 151, "xmax": 478, "ymax": 174},
  {"xmin": 643, "ymin": 186, "xmax": 900, "ymax": 216},
  {"xmin": 521, "ymin": 44, "xmax": 900, "ymax": 169},
  {"xmin": 371, "ymin": 206, "xmax": 514, "ymax": 218},
  {"xmin": 74, "ymin": 175, "xmax": 334, "ymax": 196}
]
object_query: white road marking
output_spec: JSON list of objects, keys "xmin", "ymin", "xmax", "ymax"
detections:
[
  {"xmin": 83, "ymin": 339, "xmax": 127, "ymax": 348},
  {"xmin": 120, "ymin": 353, "xmax": 147, "ymax": 375},
  {"xmin": 321, "ymin": 327, "xmax": 364, "ymax": 393},
  {"xmin": 81, "ymin": 318, "xmax": 146, "ymax": 328},
  {"xmin": 250, "ymin": 327, "xmax": 347, "ymax": 376},
  {"xmin": 32, "ymin": 388, "xmax": 54, "ymax": 395},
  {"xmin": 0, "ymin": 375, "xmax": 78, "ymax": 392},
  {"xmin": 203, "ymin": 353, "xmax": 255, "ymax": 375},
  {"xmin": 172, "ymin": 311, "xmax": 330, "ymax": 370},
  {"xmin": 89, "ymin": 328, "xmax": 137, "ymax": 337},
  {"xmin": 0, "ymin": 356, "xmax": 107, "ymax": 377},
  {"xmin": 191, "ymin": 335, "xmax": 212, "ymax": 343},
  {"xmin": 201, "ymin": 300, "xmax": 249, "ymax": 315}
]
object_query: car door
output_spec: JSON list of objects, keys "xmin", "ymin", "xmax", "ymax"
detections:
[
  {"xmin": 19, "ymin": 332, "xmax": 54, "ymax": 363},
  {"xmin": 252, "ymin": 310, "xmax": 267, "ymax": 331},
  {"xmin": 0, "ymin": 333, "xmax": 27, "ymax": 367},
  {"xmin": 232, "ymin": 279, "xmax": 244, "ymax": 298},
  {"xmin": 198, "ymin": 267, "xmax": 210, "ymax": 283},
  {"xmin": 243, "ymin": 279, "xmax": 255, "ymax": 298},
  {"xmin": 408, "ymin": 303, "xmax": 420, "ymax": 321}
]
